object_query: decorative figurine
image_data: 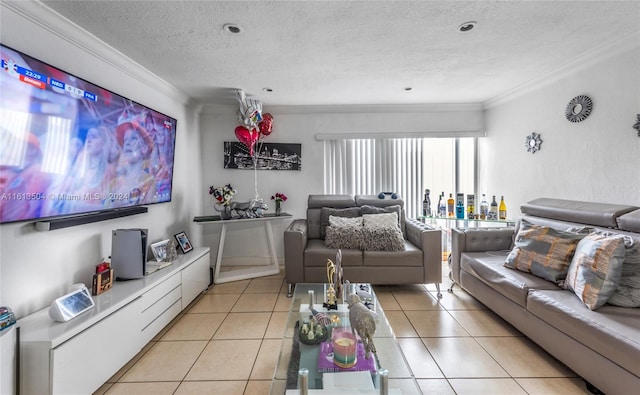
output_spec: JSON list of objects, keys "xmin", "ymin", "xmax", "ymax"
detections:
[
  {"xmin": 324, "ymin": 258, "xmax": 338, "ymax": 310},
  {"xmin": 347, "ymin": 293, "xmax": 379, "ymax": 359},
  {"xmin": 334, "ymin": 249, "xmax": 343, "ymax": 299},
  {"xmin": 166, "ymin": 239, "xmax": 178, "ymax": 262}
]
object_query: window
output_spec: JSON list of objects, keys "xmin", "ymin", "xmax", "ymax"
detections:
[{"xmin": 323, "ymin": 137, "xmax": 477, "ymax": 218}]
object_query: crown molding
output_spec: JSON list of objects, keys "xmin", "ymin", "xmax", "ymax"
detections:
[
  {"xmin": 484, "ymin": 31, "xmax": 640, "ymax": 109},
  {"xmin": 198, "ymin": 102, "xmax": 484, "ymax": 115},
  {"xmin": 2, "ymin": 0, "xmax": 189, "ymax": 105}
]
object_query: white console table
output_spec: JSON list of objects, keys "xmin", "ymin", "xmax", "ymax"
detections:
[
  {"xmin": 18, "ymin": 247, "xmax": 210, "ymax": 395},
  {"xmin": 195, "ymin": 213, "xmax": 292, "ymax": 284}
]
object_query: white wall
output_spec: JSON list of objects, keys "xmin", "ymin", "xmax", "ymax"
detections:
[
  {"xmin": 0, "ymin": 2, "xmax": 202, "ymax": 318},
  {"xmin": 481, "ymin": 36, "xmax": 640, "ymax": 213},
  {"xmin": 199, "ymin": 104, "xmax": 484, "ymax": 261}
]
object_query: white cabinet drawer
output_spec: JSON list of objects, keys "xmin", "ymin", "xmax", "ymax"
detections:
[
  {"xmin": 50, "ymin": 297, "xmax": 141, "ymax": 395},
  {"xmin": 138, "ymin": 272, "xmax": 180, "ymax": 312},
  {"xmin": 181, "ymin": 252, "xmax": 210, "ymax": 309},
  {"xmin": 140, "ymin": 299, "xmax": 181, "ymax": 343},
  {"xmin": 140, "ymin": 285, "xmax": 181, "ymax": 341}
]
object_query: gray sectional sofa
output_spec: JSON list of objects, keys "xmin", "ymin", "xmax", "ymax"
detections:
[
  {"xmin": 451, "ymin": 198, "xmax": 640, "ymax": 394},
  {"xmin": 284, "ymin": 194, "xmax": 442, "ymax": 296}
]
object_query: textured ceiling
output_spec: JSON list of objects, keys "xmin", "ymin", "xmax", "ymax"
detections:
[{"xmin": 41, "ymin": 0, "xmax": 640, "ymax": 106}]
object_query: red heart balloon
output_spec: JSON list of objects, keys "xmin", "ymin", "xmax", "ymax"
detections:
[
  {"xmin": 259, "ymin": 113, "xmax": 274, "ymax": 136},
  {"xmin": 235, "ymin": 125, "xmax": 259, "ymax": 156}
]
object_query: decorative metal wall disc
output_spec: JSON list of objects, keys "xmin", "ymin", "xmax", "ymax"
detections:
[
  {"xmin": 525, "ymin": 132, "xmax": 542, "ymax": 154},
  {"xmin": 565, "ymin": 95, "xmax": 593, "ymax": 122}
]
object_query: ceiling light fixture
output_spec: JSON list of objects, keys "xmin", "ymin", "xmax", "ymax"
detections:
[
  {"xmin": 457, "ymin": 21, "xmax": 477, "ymax": 33},
  {"xmin": 404, "ymin": 87, "xmax": 412, "ymax": 91},
  {"xmin": 263, "ymin": 87, "xmax": 273, "ymax": 92},
  {"xmin": 223, "ymin": 23, "xmax": 243, "ymax": 34}
]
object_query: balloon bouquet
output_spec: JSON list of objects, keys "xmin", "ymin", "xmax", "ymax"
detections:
[{"xmin": 233, "ymin": 90, "xmax": 275, "ymax": 217}]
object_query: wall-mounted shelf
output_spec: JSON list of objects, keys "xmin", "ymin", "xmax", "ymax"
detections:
[{"xmin": 34, "ymin": 206, "xmax": 148, "ymax": 231}]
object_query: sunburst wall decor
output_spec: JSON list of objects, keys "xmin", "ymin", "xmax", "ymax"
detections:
[
  {"xmin": 525, "ymin": 132, "xmax": 543, "ymax": 154},
  {"xmin": 565, "ymin": 95, "xmax": 593, "ymax": 123},
  {"xmin": 633, "ymin": 114, "xmax": 640, "ymax": 137}
]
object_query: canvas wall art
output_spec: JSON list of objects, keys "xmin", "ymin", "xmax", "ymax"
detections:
[{"xmin": 224, "ymin": 142, "xmax": 302, "ymax": 170}]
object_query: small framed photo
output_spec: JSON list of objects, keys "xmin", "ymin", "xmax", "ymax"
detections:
[
  {"xmin": 150, "ymin": 239, "xmax": 170, "ymax": 262},
  {"xmin": 174, "ymin": 231, "xmax": 193, "ymax": 254}
]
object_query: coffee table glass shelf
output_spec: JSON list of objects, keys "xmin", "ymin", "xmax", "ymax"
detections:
[{"xmin": 270, "ymin": 283, "xmax": 421, "ymax": 394}]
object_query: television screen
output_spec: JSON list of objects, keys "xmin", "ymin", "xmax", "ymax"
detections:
[{"xmin": 0, "ymin": 44, "xmax": 177, "ymax": 224}]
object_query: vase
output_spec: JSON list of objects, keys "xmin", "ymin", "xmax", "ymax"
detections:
[
  {"xmin": 275, "ymin": 200, "xmax": 281, "ymax": 216},
  {"xmin": 220, "ymin": 205, "xmax": 232, "ymax": 220}
]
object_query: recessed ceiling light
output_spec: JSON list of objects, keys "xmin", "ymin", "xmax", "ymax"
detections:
[
  {"xmin": 223, "ymin": 23, "xmax": 243, "ymax": 34},
  {"xmin": 404, "ymin": 87, "xmax": 412, "ymax": 91},
  {"xmin": 263, "ymin": 87, "xmax": 273, "ymax": 92},
  {"xmin": 457, "ymin": 21, "xmax": 477, "ymax": 33}
]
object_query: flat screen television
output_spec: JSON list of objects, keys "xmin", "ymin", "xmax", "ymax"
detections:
[{"xmin": 0, "ymin": 44, "xmax": 177, "ymax": 224}]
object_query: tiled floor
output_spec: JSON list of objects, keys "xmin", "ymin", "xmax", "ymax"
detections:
[{"xmin": 95, "ymin": 263, "xmax": 592, "ymax": 394}]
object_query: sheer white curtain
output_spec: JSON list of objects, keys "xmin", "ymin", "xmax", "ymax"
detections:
[{"xmin": 323, "ymin": 138, "xmax": 425, "ymax": 218}]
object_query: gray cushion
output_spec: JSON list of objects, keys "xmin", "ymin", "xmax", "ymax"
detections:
[
  {"xmin": 617, "ymin": 209, "xmax": 640, "ymax": 233},
  {"xmin": 520, "ymin": 198, "xmax": 638, "ymax": 228},
  {"xmin": 564, "ymin": 233, "xmax": 626, "ymax": 310},
  {"xmin": 324, "ymin": 225, "xmax": 364, "ymax": 250},
  {"xmin": 528, "ymin": 289, "xmax": 640, "ymax": 377},
  {"xmin": 504, "ymin": 221, "xmax": 584, "ymax": 284},
  {"xmin": 319, "ymin": 207, "xmax": 361, "ymax": 239},
  {"xmin": 608, "ymin": 238, "xmax": 640, "ymax": 307},
  {"xmin": 304, "ymin": 239, "xmax": 363, "ymax": 267},
  {"xmin": 462, "ymin": 251, "xmax": 560, "ymax": 307},
  {"xmin": 361, "ymin": 226, "xmax": 404, "ymax": 251}
]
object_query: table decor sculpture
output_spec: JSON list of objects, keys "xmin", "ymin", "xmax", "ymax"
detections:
[
  {"xmin": 299, "ymin": 314, "xmax": 329, "ymax": 345},
  {"xmin": 323, "ymin": 250, "xmax": 344, "ymax": 310},
  {"xmin": 346, "ymin": 293, "xmax": 378, "ymax": 359}
]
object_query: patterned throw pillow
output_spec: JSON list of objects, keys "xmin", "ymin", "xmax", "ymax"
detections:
[
  {"xmin": 362, "ymin": 213, "xmax": 399, "ymax": 229},
  {"xmin": 361, "ymin": 226, "xmax": 405, "ymax": 251},
  {"xmin": 360, "ymin": 205, "xmax": 402, "ymax": 224},
  {"xmin": 324, "ymin": 225, "xmax": 364, "ymax": 250},
  {"xmin": 608, "ymin": 237, "xmax": 640, "ymax": 307},
  {"xmin": 319, "ymin": 207, "xmax": 361, "ymax": 239},
  {"xmin": 564, "ymin": 233, "xmax": 626, "ymax": 310},
  {"xmin": 329, "ymin": 215, "xmax": 363, "ymax": 227},
  {"xmin": 504, "ymin": 222, "xmax": 584, "ymax": 284}
]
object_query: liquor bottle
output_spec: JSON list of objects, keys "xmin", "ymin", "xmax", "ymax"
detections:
[
  {"xmin": 467, "ymin": 194, "xmax": 475, "ymax": 219},
  {"xmin": 455, "ymin": 193, "xmax": 465, "ymax": 219},
  {"xmin": 499, "ymin": 196, "xmax": 507, "ymax": 220},
  {"xmin": 447, "ymin": 193, "xmax": 455, "ymax": 217},
  {"xmin": 480, "ymin": 194, "xmax": 489, "ymax": 220},
  {"xmin": 489, "ymin": 195, "xmax": 498, "ymax": 220},
  {"xmin": 422, "ymin": 189, "xmax": 431, "ymax": 217},
  {"xmin": 438, "ymin": 192, "xmax": 446, "ymax": 217}
]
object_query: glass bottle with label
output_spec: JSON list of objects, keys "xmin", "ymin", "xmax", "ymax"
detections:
[
  {"xmin": 422, "ymin": 189, "xmax": 431, "ymax": 217},
  {"xmin": 489, "ymin": 195, "xmax": 498, "ymax": 220},
  {"xmin": 467, "ymin": 194, "xmax": 475, "ymax": 219},
  {"xmin": 455, "ymin": 193, "xmax": 465, "ymax": 219},
  {"xmin": 499, "ymin": 196, "xmax": 507, "ymax": 220},
  {"xmin": 480, "ymin": 194, "xmax": 489, "ymax": 220},
  {"xmin": 438, "ymin": 192, "xmax": 446, "ymax": 217},
  {"xmin": 447, "ymin": 193, "xmax": 455, "ymax": 217}
]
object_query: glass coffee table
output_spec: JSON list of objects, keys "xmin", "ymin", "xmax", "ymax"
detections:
[{"xmin": 270, "ymin": 283, "xmax": 421, "ymax": 394}]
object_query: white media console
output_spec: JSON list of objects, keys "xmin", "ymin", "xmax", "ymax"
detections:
[{"xmin": 18, "ymin": 247, "xmax": 210, "ymax": 395}]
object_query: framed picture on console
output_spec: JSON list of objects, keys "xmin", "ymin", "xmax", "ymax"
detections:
[
  {"xmin": 174, "ymin": 231, "xmax": 193, "ymax": 254},
  {"xmin": 150, "ymin": 239, "xmax": 170, "ymax": 262}
]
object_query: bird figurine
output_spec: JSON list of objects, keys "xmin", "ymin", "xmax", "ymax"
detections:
[{"xmin": 346, "ymin": 293, "xmax": 379, "ymax": 359}]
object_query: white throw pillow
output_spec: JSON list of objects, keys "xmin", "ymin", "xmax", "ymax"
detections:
[
  {"xmin": 363, "ymin": 212, "xmax": 399, "ymax": 229},
  {"xmin": 329, "ymin": 215, "xmax": 363, "ymax": 227}
]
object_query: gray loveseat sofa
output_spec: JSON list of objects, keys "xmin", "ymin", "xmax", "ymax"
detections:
[
  {"xmin": 451, "ymin": 197, "xmax": 640, "ymax": 394},
  {"xmin": 284, "ymin": 194, "xmax": 442, "ymax": 297}
]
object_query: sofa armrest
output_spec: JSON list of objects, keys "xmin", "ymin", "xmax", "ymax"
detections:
[
  {"xmin": 406, "ymin": 219, "xmax": 442, "ymax": 284},
  {"xmin": 284, "ymin": 219, "xmax": 309, "ymax": 284},
  {"xmin": 450, "ymin": 227, "xmax": 515, "ymax": 285}
]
